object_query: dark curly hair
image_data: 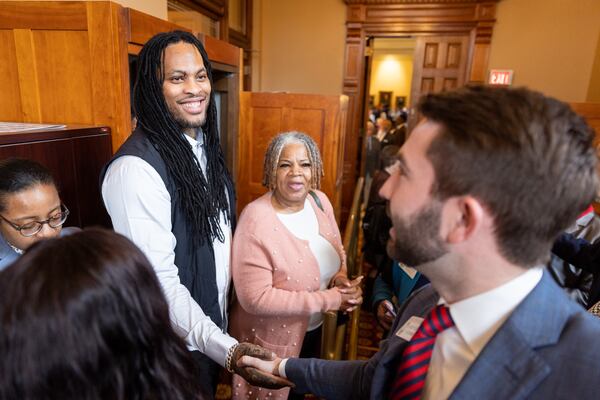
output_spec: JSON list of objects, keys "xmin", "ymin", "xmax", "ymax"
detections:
[{"xmin": 0, "ymin": 228, "xmax": 206, "ymax": 400}]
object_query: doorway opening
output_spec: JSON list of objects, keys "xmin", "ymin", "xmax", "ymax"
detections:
[
  {"xmin": 367, "ymin": 37, "xmax": 416, "ymax": 126},
  {"xmin": 361, "ymin": 37, "xmax": 416, "ymax": 179}
]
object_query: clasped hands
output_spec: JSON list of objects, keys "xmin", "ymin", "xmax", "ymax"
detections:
[
  {"xmin": 333, "ymin": 275, "xmax": 364, "ymax": 313},
  {"xmin": 231, "ymin": 343, "xmax": 294, "ymax": 389}
]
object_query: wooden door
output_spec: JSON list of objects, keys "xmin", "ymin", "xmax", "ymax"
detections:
[
  {"xmin": 238, "ymin": 92, "xmax": 348, "ymax": 221},
  {"xmin": 409, "ymin": 35, "xmax": 470, "ymax": 125},
  {"xmin": 0, "ymin": 1, "xmax": 131, "ymax": 153}
]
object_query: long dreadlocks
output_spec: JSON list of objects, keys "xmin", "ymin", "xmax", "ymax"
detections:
[{"xmin": 133, "ymin": 31, "xmax": 233, "ymax": 246}]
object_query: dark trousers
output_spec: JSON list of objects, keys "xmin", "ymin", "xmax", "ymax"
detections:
[
  {"xmin": 191, "ymin": 350, "xmax": 220, "ymax": 399},
  {"xmin": 289, "ymin": 326, "xmax": 322, "ymax": 400}
]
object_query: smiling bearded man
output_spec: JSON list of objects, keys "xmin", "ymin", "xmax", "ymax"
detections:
[{"xmin": 100, "ymin": 31, "xmax": 290, "ymax": 398}]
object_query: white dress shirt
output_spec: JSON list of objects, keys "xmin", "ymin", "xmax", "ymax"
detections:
[
  {"xmin": 102, "ymin": 133, "xmax": 237, "ymax": 367},
  {"xmin": 276, "ymin": 198, "xmax": 341, "ymax": 331},
  {"xmin": 421, "ymin": 267, "xmax": 544, "ymax": 399}
]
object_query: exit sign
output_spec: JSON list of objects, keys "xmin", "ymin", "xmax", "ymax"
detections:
[{"xmin": 489, "ymin": 69, "xmax": 514, "ymax": 86}]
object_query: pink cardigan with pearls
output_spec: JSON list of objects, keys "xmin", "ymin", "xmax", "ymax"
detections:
[{"xmin": 228, "ymin": 190, "xmax": 346, "ymax": 400}]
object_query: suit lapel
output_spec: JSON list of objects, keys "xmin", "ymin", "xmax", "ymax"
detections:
[
  {"xmin": 449, "ymin": 321, "xmax": 551, "ymax": 399},
  {"xmin": 371, "ymin": 287, "xmax": 439, "ymax": 399},
  {"xmin": 450, "ymin": 272, "xmax": 574, "ymax": 400}
]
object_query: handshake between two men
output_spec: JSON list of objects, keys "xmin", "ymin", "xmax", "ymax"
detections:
[
  {"xmin": 232, "ymin": 275, "xmax": 364, "ymax": 391},
  {"xmin": 230, "ymin": 343, "xmax": 294, "ymax": 389}
]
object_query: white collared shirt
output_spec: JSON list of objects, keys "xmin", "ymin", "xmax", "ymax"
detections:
[
  {"xmin": 421, "ymin": 267, "xmax": 544, "ymax": 399},
  {"xmin": 102, "ymin": 132, "xmax": 237, "ymax": 366}
]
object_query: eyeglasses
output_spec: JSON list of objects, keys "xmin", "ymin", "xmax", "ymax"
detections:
[{"xmin": 0, "ymin": 205, "xmax": 70, "ymax": 237}]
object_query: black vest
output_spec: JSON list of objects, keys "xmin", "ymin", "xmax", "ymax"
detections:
[{"xmin": 100, "ymin": 127, "xmax": 235, "ymax": 329}]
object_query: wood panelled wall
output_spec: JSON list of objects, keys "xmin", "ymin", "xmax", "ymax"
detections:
[
  {"xmin": 0, "ymin": 2, "xmax": 131, "ymax": 152},
  {"xmin": 0, "ymin": 126, "xmax": 113, "ymax": 228},
  {"xmin": 340, "ymin": 0, "xmax": 499, "ymax": 222},
  {"xmin": 0, "ymin": 1, "xmax": 242, "ymax": 156}
]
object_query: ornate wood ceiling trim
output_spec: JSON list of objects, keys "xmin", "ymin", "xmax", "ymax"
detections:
[
  {"xmin": 173, "ymin": 0, "xmax": 225, "ymax": 19},
  {"xmin": 345, "ymin": 2, "xmax": 497, "ymax": 34}
]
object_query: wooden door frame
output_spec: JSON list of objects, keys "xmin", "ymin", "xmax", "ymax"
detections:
[{"xmin": 340, "ymin": 0, "xmax": 499, "ymax": 222}]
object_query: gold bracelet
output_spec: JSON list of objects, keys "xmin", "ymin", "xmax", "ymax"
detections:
[{"xmin": 225, "ymin": 343, "xmax": 239, "ymax": 373}]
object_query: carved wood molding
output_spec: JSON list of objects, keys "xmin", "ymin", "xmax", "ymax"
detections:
[
  {"xmin": 174, "ymin": 0, "xmax": 225, "ymax": 19},
  {"xmin": 346, "ymin": 0, "xmax": 496, "ymax": 26},
  {"xmin": 344, "ymin": 0, "xmax": 498, "ymax": 4}
]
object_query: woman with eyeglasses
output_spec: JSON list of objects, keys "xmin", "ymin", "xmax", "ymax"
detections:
[{"xmin": 0, "ymin": 158, "xmax": 75, "ymax": 270}]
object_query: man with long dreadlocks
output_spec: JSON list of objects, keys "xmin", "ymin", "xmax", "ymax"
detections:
[{"xmin": 101, "ymin": 31, "xmax": 290, "ymax": 396}]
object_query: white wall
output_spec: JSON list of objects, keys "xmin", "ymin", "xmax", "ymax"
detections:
[
  {"xmin": 488, "ymin": 0, "xmax": 600, "ymax": 102},
  {"xmin": 252, "ymin": 0, "xmax": 346, "ymax": 95},
  {"xmin": 369, "ymin": 53, "xmax": 414, "ymax": 108}
]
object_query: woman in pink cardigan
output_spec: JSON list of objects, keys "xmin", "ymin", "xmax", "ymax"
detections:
[{"xmin": 229, "ymin": 132, "xmax": 363, "ymax": 400}]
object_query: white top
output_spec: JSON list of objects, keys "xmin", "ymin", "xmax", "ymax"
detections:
[
  {"xmin": 422, "ymin": 267, "xmax": 544, "ymax": 399},
  {"xmin": 102, "ymin": 133, "xmax": 237, "ymax": 367},
  {"xmin": 276, "ymin": 198, "xmax": 341, "ymax": 331}
]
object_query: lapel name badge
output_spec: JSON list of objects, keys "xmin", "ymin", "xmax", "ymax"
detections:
[{"xmin": 396, "ymin": 316, "xmax": 424, "ymax": 341}]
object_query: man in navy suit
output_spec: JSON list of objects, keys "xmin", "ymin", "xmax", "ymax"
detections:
[{"xmin": 239, "ymin": 86, "xmax": 600, "ymax": 399}]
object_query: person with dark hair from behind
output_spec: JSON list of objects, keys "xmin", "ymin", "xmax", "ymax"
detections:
[
  {"xmin": 0, "ymin": 228, "xmax": 206, "ymax": 400},
  {"xmin": 101, "ymin": 31, "xmax": 288, "ymax": 397},
  {"xmin": 0, "ymin": 158, "xmax": 76, "ymax": 270},
  {"xmin": 237, "ymin": 86, "xmax": 600, "ymax": 399}
]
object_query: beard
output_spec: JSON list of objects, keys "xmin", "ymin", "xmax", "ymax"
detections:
[
  {"xmin": 387, "ymin": 200, "xmax": 448, "ymax": 267},
  {"xmin": 167, "ymin": 100, "xmax": 208, "ymax": 131}
]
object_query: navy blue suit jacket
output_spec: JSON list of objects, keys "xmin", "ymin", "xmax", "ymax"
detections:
[{"xmin": 286, "ymin": 271, "xmax": 600, "ymax": 399}]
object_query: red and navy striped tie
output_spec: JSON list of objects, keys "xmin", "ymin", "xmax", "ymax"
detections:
[{"xmin": 390, "ymin": 304, "xmax": 454, "ymax": 400}]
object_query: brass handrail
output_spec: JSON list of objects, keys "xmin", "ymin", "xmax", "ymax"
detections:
[
  {"xmin": 344, "ymin": 177, "xmax": 365, "ymax": 360},
  {"xmin": 321, "ymin": 177, "xmax": 364, "ymax": 360}
]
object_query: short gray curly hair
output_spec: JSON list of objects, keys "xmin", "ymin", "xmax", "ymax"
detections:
[{"xmin": 262, "ymin": 131, "xmax": 324, "ymax": 190}]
